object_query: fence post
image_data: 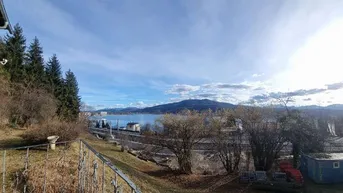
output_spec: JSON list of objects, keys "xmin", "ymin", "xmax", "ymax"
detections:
[
  {"xmin": 43, "ymin": 144, "xmax": 49, "ymax": 193},
  {"xmin": 81, "ymin": 150, "xmax": 87, "ymax": 192},
  {"xmin": 92, "ymin": 161, "xmax": 98, "ymax": 192},
  {"xmin": 86, "ymin": 149, "xmax": 90, "ymax": 192},
  {"xmin": 61, "ymin": 142, "xmax": 67, "ymax": 193},
  {"xmin": 23, "ymin": 148, "xmax": 29, "ymax": 193},
  {"xmin": 102, "ymin": 161, "xmax": 105, "ymax": 193},
  {"xmin": 78, "ymin": 140, "xmax": 83, "ymax": 192},
  {"xmin": 2, "ymin": 150, "xmax": 6, "ymax": 193}
]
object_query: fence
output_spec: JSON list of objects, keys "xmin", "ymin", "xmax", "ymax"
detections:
[{"xmin": 0, "ymin": 139, "xmax": 141, "ymax": 193}]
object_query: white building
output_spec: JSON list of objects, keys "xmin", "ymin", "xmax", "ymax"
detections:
[
  {"xmin": 126, "ymin": 122, "xmax": 141, "ymax": 132},
  {"xmin": 100, "ymin": 111, "xmax": 107, "ymax": 116}
]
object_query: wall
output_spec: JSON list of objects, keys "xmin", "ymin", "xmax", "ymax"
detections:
[
  {"xmin": 304, "ymin": 155, "xmax": 343, "ymax": 184},
  {"xmin": 319, "ymin": 160, "xmax": 343, "ymax": 183}
]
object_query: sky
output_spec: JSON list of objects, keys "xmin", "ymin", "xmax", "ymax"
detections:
[{"xmin": 4, "ymin": 0, "xmax": 343, "ymax": 109}]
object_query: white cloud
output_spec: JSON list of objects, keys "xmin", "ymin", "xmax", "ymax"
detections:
[
  {"xmin": 252, "ymin": 73, "xmax": 264, "ymax": 78},
  {"xmin": 202, "ymin": 83, "xmax": 251, "ymax": 90},
  {"xmin": 7, "ymin": 0, "xmax": 343, "ymax": 107},
  {"xmin": 166, "ymin": 84, "xmax": 200, "ymax": 95}
]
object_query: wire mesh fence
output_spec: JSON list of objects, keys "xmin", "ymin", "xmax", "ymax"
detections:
[{"xmin": 0, "ymin": 140, "xmax": 141, "ymax": 193}]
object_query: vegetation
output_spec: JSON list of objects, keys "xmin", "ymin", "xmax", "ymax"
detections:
[
  {"xmin": 235, "ymin": 106, "xmax": 286, "ymax": 171},
  {"xmin": 156, "ymin": 110, "xmax": 208, "ymax": 174},
  {"xmin": 0, "ymin": 23, "xmax": 81, "ymax": 129},
  {"xmin": 21, "ymin": 120, "xmax": 84, "ymax": 144},
  {"xmin": 279, "ymin": 110, "xmax": 326, "ymax": 168},
  {"xmin": 152, "ymin": 105, "xmax": 326, "ymax": 174},
  {"xmin": 210, "ymin": 109, "xmax": 243, "ymax": 174}
]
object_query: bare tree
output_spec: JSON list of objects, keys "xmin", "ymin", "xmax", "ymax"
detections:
[
  {"xmin": 141, "ymin": 123, "xmax": 154, "ymax": 135},
  {"xmin": 210, "ymin": 109, "xmax": 243, "ymax": 174},
  {"xmin": 156, "ymin": 110, "xmax": 208, "ymax": 174},
  {"xmin": 279, "ymin": 110, "xmax": 325, "ymax": 168},
  {"xmin": 235, "ymin": 106, "xmax": 286, "ymax": 171},
  {"xmin": 277, "ymin": 97, "xmax": 325, "ymax": 168},
  {"xmin": 9, "ymin": 85, "xmax": 57, "ymax": 127}
]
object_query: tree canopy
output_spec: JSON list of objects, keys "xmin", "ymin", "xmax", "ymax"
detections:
[{"xmin": 0, "ymin": 23, "xmax": 80, "ymax": 125}]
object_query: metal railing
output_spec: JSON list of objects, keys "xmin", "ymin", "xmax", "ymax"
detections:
[{"xmin": 0, "ymin": 139, "xmax": 141, "ymax": 193}]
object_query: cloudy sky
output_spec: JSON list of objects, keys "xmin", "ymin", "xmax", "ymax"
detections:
[{"xmin": 4, "ymin": 0, "xmax": 343, "ymax": 108}]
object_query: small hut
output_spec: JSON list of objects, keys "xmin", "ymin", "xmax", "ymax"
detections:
[{"xmin": 300, "ymin": 153, "xmax": 343, "ymax": 184}]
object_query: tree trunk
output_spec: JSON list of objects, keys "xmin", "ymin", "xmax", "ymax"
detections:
[
  {"xmin": 177, "ymin": 152, "xmax": 193, "ymax": 174},
  {"xmin": 292, "ymin": 143, "xmax": 300, "ymax": 168}
]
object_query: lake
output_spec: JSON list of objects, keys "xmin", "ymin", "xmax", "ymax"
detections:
[{"xmin": 90, "ymin": 114, "xmax": 161, "ymax": 127}]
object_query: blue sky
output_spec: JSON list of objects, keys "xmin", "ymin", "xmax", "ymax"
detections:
[{"xmin": 4, "ymin": 0, "xmax": 343, "ymax": 109}]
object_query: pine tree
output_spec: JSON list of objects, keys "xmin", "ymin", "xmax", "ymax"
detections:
[
  {"xmin": 45, "ymin": 54, "xmax": 64, "ymax": 115},
  {"xmin": 45, "ymin": 54, "xmax": 62, "ymax": 94},
  {"xmin": 25, "ymin": 37, "xmax": 45, "ymax": 87},
  {"xmin": 3, "ymin": 24, "xmax": 26, "ymax": 83},
  {"xmin": 61, "ymin": 70, "xmax": 80, "ymax": 121}
]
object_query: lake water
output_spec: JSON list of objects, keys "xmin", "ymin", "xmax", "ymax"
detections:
[{"xmin": 90, "ymin": 114, "xmax": 161, "ymax": 127}]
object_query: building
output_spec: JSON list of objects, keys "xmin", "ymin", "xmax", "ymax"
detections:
[
  {"xmin": 0, "ymin": 0, "xmax": 13, "ymax": 33},
  {"xmin": 126, "ymin": 122, "xmax": 140, "ymax": 132},
  {"xmin": 300, "ymin": 153, "xmax": 343, "ymax": 184},
  {"xmin": 100, "ymin": 111, "xmax": 107, "ymax": 116}
]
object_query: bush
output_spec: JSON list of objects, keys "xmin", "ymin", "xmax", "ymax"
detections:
[
  {"xmin": 0, "ymin": 73, "xmax": 10, "ymax": 125},
  {"xmin": 22, "ymin": 120, "xmax": 84, "ymax": 144},
  {"xmin": 10, "ymin": 86, "xmax": 57, "ymax": 127}
]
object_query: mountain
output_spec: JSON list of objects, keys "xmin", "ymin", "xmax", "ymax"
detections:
[
  {"xmin": 138, "ymin": 99, "xmax": 236, "ymax": 113},
  {"xmin": 92, "ymin": 100, "xmax": 343, "ymax": 115},
  {"xmin": 326, "ymin": 104, "xmax": 343, "ymax": 110}
]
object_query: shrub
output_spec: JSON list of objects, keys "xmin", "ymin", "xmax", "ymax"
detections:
[
  {"xmin": 0, "ymin": 73, "xmax": 10, "ymax": 125},
  {"xmin": 10, "ymin": 86, "xmax": 57, "ymax": 127},
  {"xmin": 22, "ymin": 120, "xmax": 84, "ymax": 144}
]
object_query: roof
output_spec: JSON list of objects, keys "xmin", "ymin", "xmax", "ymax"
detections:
[
  {"xmin": 127, "ymin": 122, "xmax": 139, "ymax": 126},
  {"xmin": 307, "ymin": 153, "xmax": 343, "ymax": 160},
  {"xmin": 0, "ymin": 0, "xmax": 12, "ymax": 34}
]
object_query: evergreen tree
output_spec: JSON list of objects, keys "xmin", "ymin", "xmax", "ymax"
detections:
[
  {"xmin": 45, "ymin": 54, "xmax": 63, "ymax": 115},
  {"xmin": 45, "ymin": 54, "xmax": 62, "ymax": 94},
  {"xmin": 25, "ymin": 36, "xmax": 45, "ymax": 87},
  {"xmin": 3, "ymin": 24, "xmax": 26, "ymax": 83},
  {"xmin": 61, "ymin": 70, "xmax": 80, "ymax": 121}
]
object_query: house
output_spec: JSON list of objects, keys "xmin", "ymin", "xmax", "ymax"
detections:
[
  {"xmin": 126, "ymin": 122, "xmax": 140, "ymax": 132},
  {"xmin": 100, "ymin": 111, "xmax": 107, "ymax": 116},
  {"xmin": 300, "ymin": 153, "xmax": 343, "ymax": 184}
]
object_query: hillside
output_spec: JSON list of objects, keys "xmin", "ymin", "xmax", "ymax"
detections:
[
  {"xmin": 138, "ymin": 99, "xmax": 236, "ymax": 113},
  {"xmin": 96, "ymin": 99, "xmax": 343, "ymax": 115}
]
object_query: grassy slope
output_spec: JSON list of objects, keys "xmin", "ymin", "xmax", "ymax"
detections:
[
  {"xmin": 81, "ymin": 133, "xmax": 243, "ymax": 193},
  {"xmin": 0, "ymin": 129, "xmax": 239, "ymax": 193},
  {"xmin": 82, "ymin": 133, "xmax": 201, "ymax": 193}
]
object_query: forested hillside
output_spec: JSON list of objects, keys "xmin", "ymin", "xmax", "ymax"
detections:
[{"xmin": 0, "ymin": 24, "xmax": 82, "ymax": 140}]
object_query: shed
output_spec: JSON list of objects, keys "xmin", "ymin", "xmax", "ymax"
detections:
[
  {"xmin": 126, "ymin": 122, "xmax": 140, "ymax": 132},
  {"xmin": 300, "ymin": 153, "xmax": 343, "ymax": 184}
]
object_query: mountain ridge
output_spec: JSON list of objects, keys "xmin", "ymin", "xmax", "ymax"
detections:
[{"xmin": 94, "ymin": 99, "xmax": 343, "ymax": 114}]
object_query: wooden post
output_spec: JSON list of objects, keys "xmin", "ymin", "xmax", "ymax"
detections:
[
  {"xmin": 2, "ymin": 150, "xmax": 6, "ymax": 193},
  {"xmin": 43, "ymin": 144, "xmax": 49, "ymax": 193}
]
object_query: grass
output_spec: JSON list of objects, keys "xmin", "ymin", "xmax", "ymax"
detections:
[
  {"xmin": 0, "ymin": 127, "xmax": 80, "ymax": 193},
  {"xmin": 0, "ymin": 128, "xmax": 241, "ymax": 193},
  {"xmin": 81, "ymin": 133, "xmax": 241, "ymax": 193}
]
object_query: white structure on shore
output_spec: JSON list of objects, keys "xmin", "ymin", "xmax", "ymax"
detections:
[
  {"xmin": 100, "ymin": 111, "xmax": 107, "ymax": 116},
  {"xmin": 126, "ymin": 122, "xmax": 141, "ymax": 132}
]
